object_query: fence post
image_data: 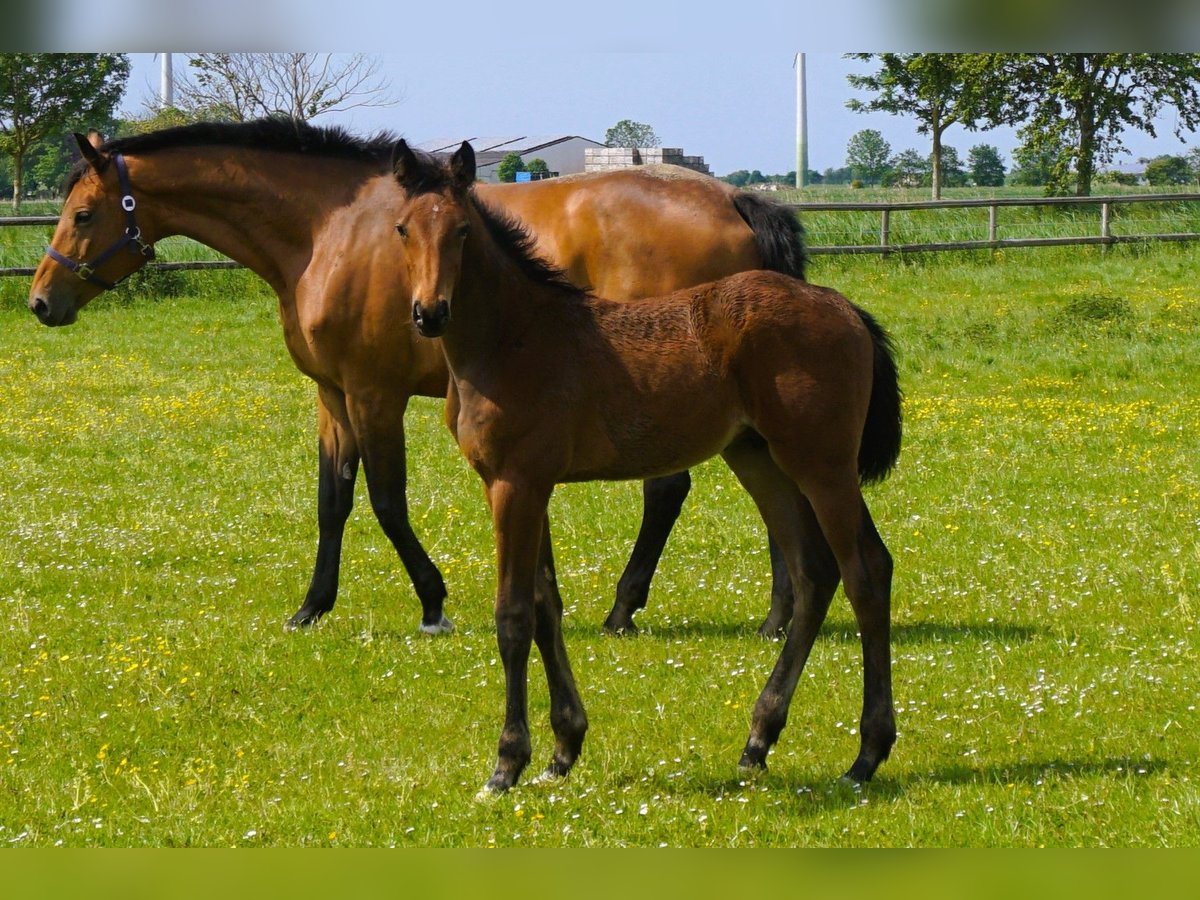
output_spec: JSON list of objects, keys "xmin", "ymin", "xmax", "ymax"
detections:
[
  {"xmin": 1101, "ymin": 201, "xmax": 1112, "ymax": 255},
  {"xmin": 880, "ymin": 208, "xmax": 890, "ymax": 251},
  {"xmin": 988, "ymin": 205, "xmax": 998, "ymax": 245}
]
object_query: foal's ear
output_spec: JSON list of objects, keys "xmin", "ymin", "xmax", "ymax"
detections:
[
  {"xmin": 451, "ymin": 141, "xmax": 476, "ymax": 189},
  {"xmin": 391, "ymin": 139, "xmax": 423, "ymax": 191},
  {"xmin": 74, "ymin": 131, "xmax": 109, "ymax": 171}
]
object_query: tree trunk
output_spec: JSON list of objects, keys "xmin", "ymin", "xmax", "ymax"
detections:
[
  {"xmin": 10, "ymin": 148, "xmax": 23, "ymax": 212},
  {"xmin": 931, "ymin": 123, "xmax": 943, "ymax": 200},
  {"xmin": 1076, "ymin": 102, "xmax": 1096, "ymax": 197}
]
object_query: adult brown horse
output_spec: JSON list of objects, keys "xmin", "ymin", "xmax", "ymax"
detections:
[
  {"xmin": 388, "ymin": 140, "xmax": 901, "ymax": 794},
  {"xmin": 27, "ymin": 118, "xmax": 807, "ymax": 635}
]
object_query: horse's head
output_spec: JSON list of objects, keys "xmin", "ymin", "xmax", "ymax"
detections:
[
  {"xmin": 28, "ymin": 132, "xmax": 157, "ymax": 327},
  {"xmin": 390, "ymin": 139, "xmax": 476, "ymax": 338}
]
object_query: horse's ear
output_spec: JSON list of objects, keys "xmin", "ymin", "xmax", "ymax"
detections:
[
  {"xmin": 74, "ymin": 131, "xmax": 109, "ymax": 171},
  {"xmin": 392, "ymin": 139, "xmax": 422, "ymax": 191},
  {"xmin": 451, "ymin": 141, "xmax": 476, "ymax": 189}
]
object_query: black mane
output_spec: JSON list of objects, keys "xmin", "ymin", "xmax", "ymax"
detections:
[
  {"xmin": 470, "ymin": 193, "xmax": 587, "ymax": 301},
  {"xmin": 65, "ymin": 117, "xmax": 401, "ymax": 196}
]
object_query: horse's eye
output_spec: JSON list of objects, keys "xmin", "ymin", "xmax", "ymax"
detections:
[
  {"xmin": 74, "ymin": 210, "xmax": 93, "ymax": 226},
  {"xmin": 457, "ymin": 223, "xmax": 471, "ymax": 239},
  {"xmin": 395, "ymin": 223, "xmax": 408, "ymax": 238}
]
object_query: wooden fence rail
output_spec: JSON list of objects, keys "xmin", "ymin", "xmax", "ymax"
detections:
[
  {"xmin": 4, "ymin": 192, "xmax": 1200, "ymax": 277},
  {"xmin": 786, "ymin": 192, "xmax": 1200, "ymax": 256}
]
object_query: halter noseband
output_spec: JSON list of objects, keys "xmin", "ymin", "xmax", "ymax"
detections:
[{"xmin": 46, "ymin": 152, "xmax": 156, "ymax": 290}]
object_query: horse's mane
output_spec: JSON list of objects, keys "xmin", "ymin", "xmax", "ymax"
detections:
[
  {"xmin": 469, "ymin": 192, "xmax": 588, "ymax": 302},
  {"xmin": 65, "ymin": 117, "xmax": 400, "ymax": 196}
]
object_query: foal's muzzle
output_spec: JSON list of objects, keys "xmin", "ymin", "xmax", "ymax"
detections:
[{"xmin": 412, "ymin": 299, "xmax": 450, "ymax": 337}]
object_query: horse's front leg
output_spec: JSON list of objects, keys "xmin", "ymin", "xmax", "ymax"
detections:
[
  {"xmin": 348, "ymin": 396, "xmax": 452, "ymax": 634},
  {"xmin": 480, "ymin": 477, "xmax": 555, "ymax": 796},
  {"xmin": 287, "ymin": 390, "xmax": 359, "ymax": 629}
]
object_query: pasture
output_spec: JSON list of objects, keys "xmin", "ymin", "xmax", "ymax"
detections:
[{"xmin": 0, "ymin": 244, "xmax": 1197, "ymax": 846}]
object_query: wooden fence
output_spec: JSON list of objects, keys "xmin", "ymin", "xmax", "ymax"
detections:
[
  {"xmin": 4, "ymin": 192, "xmax": 1200, "ymax": 278},
  {"xmin": 789, "ymin": 192, "xmax": 1200, "ymax": 255}
]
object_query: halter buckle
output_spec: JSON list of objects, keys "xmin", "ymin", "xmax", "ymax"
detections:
[
  {"xmin": 76, "ymin": 264, "xmax": 95, "ymax": 281},
  {"xmin": 121, "ymin": 195, "xmax": 136, "ymax": 212}
]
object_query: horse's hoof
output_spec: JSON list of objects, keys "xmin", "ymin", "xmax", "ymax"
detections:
[
  {"xmin": 284, "ymin": 610, "xmax": 321, "ymax": 631},
  {"xmin": 418, "ymin": 615, "xmax": 455, "ymax": 636},
  {"xmin": 474, "ymin": 784, "xmax": 503, "ymax": 802},
  {"xmin": 755, "ymin": 621, "xmax": 786, "ymax": 640},
  {"xmin": 601, "ymin": 619, "xmax": 638, "ymax": 636}
]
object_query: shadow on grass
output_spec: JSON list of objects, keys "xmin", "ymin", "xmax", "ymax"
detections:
[
  {"xmin": 568, "ymin": 618, "xmax": 1040, "ymax": 646},
  {"xmin": 694, "ymin": 755, "xmax": 1174, "ymax": 816}
]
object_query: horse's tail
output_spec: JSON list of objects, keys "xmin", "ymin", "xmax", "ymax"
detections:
[
  {"xmin": 853, "ymin": 304, "xmax": 903, "ymax": 485},
  {"xmin": 733, "ymin": 191, "xmax": 809, "ymax": 281}
]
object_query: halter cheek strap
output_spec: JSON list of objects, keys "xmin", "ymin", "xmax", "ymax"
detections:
[{"xmin": 46, "ymin": 152, "xmax": 156, "ymax": 290}]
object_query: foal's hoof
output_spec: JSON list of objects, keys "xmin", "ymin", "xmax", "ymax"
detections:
[{"xmin": 418, "ymin": 615, "xmax": 455, "ymax": 636}]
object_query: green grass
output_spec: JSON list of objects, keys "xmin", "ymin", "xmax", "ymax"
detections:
[{"xmin": 0, "ymin": 245, "xmax": 1197, "ymax": 847}]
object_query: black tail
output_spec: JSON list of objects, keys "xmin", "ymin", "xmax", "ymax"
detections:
[
  {"xmin": 733, "ymin": 191, "xmax": 809, "ymax": 281},
  {"xmin": 853, "ymin": 305, "xmax": 903, "ymax": 485}
]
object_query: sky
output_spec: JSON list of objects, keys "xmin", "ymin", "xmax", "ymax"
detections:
[{"xmin": 119, "ymin": 51, "xmax": 1200, "ymax": 180}]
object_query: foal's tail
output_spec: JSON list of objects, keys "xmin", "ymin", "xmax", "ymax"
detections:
[
  {"xmin": 853, "ymin": 305, "xmax": 903, "ymax": 485},
  {"xmin": 733, "ymin": 191, "xmax": 809, "ymax": 281}
]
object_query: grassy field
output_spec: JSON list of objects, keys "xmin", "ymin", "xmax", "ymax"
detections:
[{"xmin": 0, "ymin": 242, "xmax": 1197, "ymax": 847}]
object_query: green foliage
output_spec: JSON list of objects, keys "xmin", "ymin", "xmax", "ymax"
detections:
[
  {"xmin": 604, "ymin": 119, "xmax": 660, "ymax": 149},
  {"xmin": 887, "ymin": 149, "xmax": 929, "ymax": 187},
  {"xmin": 846, "ymin": 54, "xmax": 1005, "ymax": 198},
  {"xmin": 496, "ymin": 152, "xmax": 526, "ymax": 184},
  {"xmin": 845, "ymin": 129, "xmax": 891, "ymax": 185},
  {"xmin": 525, "ymin": 158, "xmax": 550, "ymax": 177},
  {"xmin": 1142, "ymin": 155, "xmax": 1194, "ymax": 186},
  {"xmin": 967, "ymin": 143, "xmax": 1007, "ymax": 187},
  {"xmin": 0, "ymin": 53, "xmax": 130, "ymax": 209},
  {"xmin": 995, "ymin": 53, "xmax": 1200, "ymax": 196},
  {"xmin": 1, "ymin": 248, "xmax": 1198, "ymax": 846}
]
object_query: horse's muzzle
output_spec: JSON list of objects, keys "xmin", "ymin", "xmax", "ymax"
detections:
[
  {"xmin": 412, "ymin": 298, "xmax": 450, "ymax": 338},
  {"xmin": 29, "ymin": 295, "xmax": 76, "ymax": 327}
]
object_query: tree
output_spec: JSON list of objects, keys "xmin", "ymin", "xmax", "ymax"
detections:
[
  {"xmin": 888, "ymin": 148, "xmax": 929, "ymax": 187},
  {"xmin": 994, "ymin": 53, "xmax": 1200, "ymax": 196},
  {"xmin": 846, "ymin": 54, "xmax": 1005, "ymax": 199},
  {"xmin": 496, "ymin": 152, "xmax": 526, "ymax": 183},
  {"xmin": 1142, "ymin": 154, "xmax": 1193, "ymax": 186},
  {"xmin": 1008, "ymin": 140, "xmax": 1061, "ymax": 188},
  {"xmin": 967, "ymin": 143, "xmax": 1006, "ymax": 186},
  {"xmin": 0, "ymin": 53, "xmax": 130, "ymax": 209},
  {"xmin": 172, "ymin": 53, "xmax": 396, "ymax": 122},
  {"xmin": 525, "ymin": 158, "xmax": 550, "ymax": 178},
  {"xmin": 845, "ymin": 129, "xmax": 892, "ymax": 185},
  {"xmin": 604, "ymin": 119, "xmax": 660, "ymax": 149}
]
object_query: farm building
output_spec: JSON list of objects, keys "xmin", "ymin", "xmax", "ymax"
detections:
[{"xmin": 413, "ymin": 135, "xmax": 605, "ymax": 182}]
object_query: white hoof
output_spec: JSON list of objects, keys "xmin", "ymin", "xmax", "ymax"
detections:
[{"xmin": 418, "ymin": 615, "xmax": 455, "ymax": 636}]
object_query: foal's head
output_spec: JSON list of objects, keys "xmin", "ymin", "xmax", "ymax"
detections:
[{"xmin": 390, "ymin": 139, "xmax": 476, "ymax": 338}]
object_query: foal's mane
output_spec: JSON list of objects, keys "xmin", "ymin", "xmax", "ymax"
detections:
[
  {"xmin": 65, "ymin": 117, "xmax": 400, "ymax": 196},
  {"xmin": 469, "ymin": 192, "xmax": 588, "ymax": 301}
]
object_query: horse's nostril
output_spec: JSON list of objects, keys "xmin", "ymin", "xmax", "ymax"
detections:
[{"xmin": 31, "ymin": 297, "xmax": 48, "ymax": 319}]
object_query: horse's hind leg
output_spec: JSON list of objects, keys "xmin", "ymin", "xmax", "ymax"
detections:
[
  {"xmin": 532, "ymin": 514, "xmax": 588, "ymax": 781},
  {"xmin": 758, "ymin": 534, "xmax": 797, "ymax": 638},
  {"xmin": 288, "ymin": 393, "xmax": 360, "ymax": 629},
  {"xmin": 786, "ymin": 465, "xmax": 896, "ymax": 783},
  {"xmin": 721, "ymin": 434, "xmax": 841, "ymax": 768},
  {"xmin": 605, "ymin": 472, "xmax": 691, "ymax": 634}
]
